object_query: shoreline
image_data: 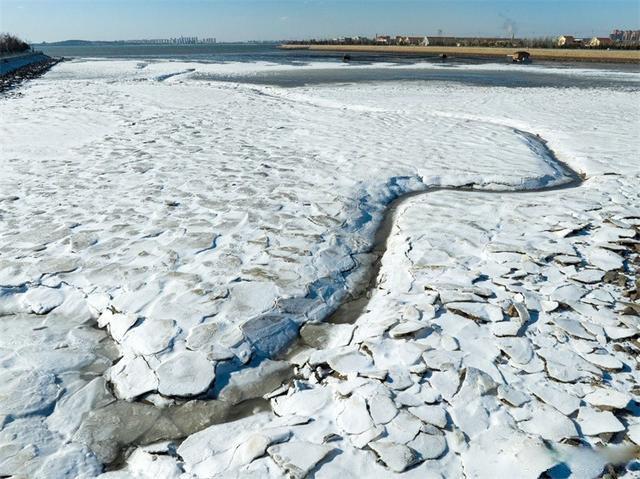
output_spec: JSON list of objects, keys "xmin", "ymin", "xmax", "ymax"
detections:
[{"xmin": 280, "ymin": 44, "xmax": 640, "ymax": 64}]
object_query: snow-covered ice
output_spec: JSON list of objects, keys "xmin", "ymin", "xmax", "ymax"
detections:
[{"xmin": 1, "ymin": 58, "xmax": 639, "ymax": 477}]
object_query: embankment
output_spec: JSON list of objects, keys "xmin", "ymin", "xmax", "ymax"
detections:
[{"xmin": 0, "ymin": 52, "xmax": 62, "ymax": 92}]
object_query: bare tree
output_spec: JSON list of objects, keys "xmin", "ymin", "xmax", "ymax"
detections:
[{"xmin": 0, "ymin": 33, "xmax": 31, "ymax": 55}]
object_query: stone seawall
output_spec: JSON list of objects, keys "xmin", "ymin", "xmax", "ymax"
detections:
[
  {"xmin": 0, "ymin": 52, "xmax": 52, "ymax": 76},
  {"xmin": 0, "ymin": 53, "xmax": 61, "ymax": 92}
]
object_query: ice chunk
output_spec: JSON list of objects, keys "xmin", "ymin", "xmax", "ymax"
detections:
[
  {"xmin": 497, "ymin": 384, "xmax": 530, "ymax": 407},
  {"xmin": 272, "ymin": 387, "xmax": 331, "ymax": 417},
  {"xmin": 156, "ymin": 351, "xmax": 215, "ymax": 397},
  {"xmin": 268, "ymin": 441, "xmax": 336, "ymax": 479},
  {"xmin": 368, "ymin": 440, "xmax": 419, "ymax": 472},
  {"xmin": 461, "ymin": 425, "xmax": 556, "ymax": 479},
  {"xmin": 520, "ymin": 404, "xmax": 578, "ymax": 441},
  {"xmin": 581, "ymin": 352, "xmax": 624, "ymax": 371},
  {"xmin": 122, "ymin": 449, "xmax": 182, "ymax": 479},
  {"xmin": 447, "ymin": 302, "xmax": 504, "ymax": 323},
  {"xmin": 497, "ymin": 337, "xmax": 534, "ymax": 365},
  {"xmin": 528, "ymin": 381, "xmax": 581, "ymax": 416},
  {"xmin": 185, "ymin": 321, "xmax": 236, "ymax": 361},
  {"xmin": 0, "ymin": 369, "xmax": 59, "ymax": 419},
  {"xmin": 408, "ymin": 432, "xmax": 447, "ymax": 460},
  {"xmin": 300, "ymin": 323, "xmax": 355, "ymax": 349},
  {"xmin": 385, "ymin": 411, "xmax": 423, "ymax": 444},
  {"xmin": 576, "ymin": 407, "xmax": 625, "ymax": 436},
  {"xmin": 110, "ymin": 355, "xmax": 158, "ymax": 400},
  {"xmin": 571, "ymin": 269, "xmax": 605, "ymax": 284},
  {"xmin": 241, "ymin": 313, "xmax": 299, "ymax": 358},
  {"xmin": 47, "ymin": 378, "xmax": 114, "ymax": 439},
  {"xmin": 122, "ymin": 319, "xmax": 176, "ymax": 355},
  {"xmin": 216, "ymin": 359, "xmax": 291, "ymax": 404},
  {"xmin": 408, "ymin": 405, "xmax": 448, "ymax": 428},
  {"xmin": 327, "ymin": 350, "xmax": 373, "ymax": 376},
  {"xmin": 585, "ymin": 247, "xmax": 624, "ymax": 271},
  {"xmin": 20, "ymin": 287, "xmax": 64, "ymax": 315},
  {"xmin": 368, "ymin": 394, "xmax": 398, "ymax": 425},
  {"xmin": 337, "ymin": 396, "xmax": 373, "ymax": 435},
  {"xmin": 583, "ymin": 388, "xmax": 632, "ymax": 410}
]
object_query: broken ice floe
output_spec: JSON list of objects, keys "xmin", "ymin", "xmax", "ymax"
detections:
[{"xmin": 1, "ymin": 60, "xmax": 639, "ymax": 477}]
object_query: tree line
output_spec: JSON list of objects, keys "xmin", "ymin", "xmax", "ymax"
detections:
[
  {"xmin": 286, "ymin": 36, "xmax": 639, "ymax": 50},
  {"xmin": 1, "ymin": 33, "xmax": 31, "ymax": 55}
]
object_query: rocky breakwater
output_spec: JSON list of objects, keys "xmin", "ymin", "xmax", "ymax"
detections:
[{"xmin": 0, "ymin": 53, "xmax": 62, "ymax": 92}]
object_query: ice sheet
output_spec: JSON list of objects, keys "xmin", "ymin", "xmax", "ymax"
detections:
[{"xmin": 1, "ymin": 59, "xmax": 638, "ymax": 477}]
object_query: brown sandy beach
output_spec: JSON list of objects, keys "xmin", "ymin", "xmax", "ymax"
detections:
[{"xmin": 281, "ymin": 44, "xmax": 640, "ymax": 63}]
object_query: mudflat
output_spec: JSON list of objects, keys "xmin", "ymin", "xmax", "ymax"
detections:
[{"xmin": 281, "ymin": 44, "xmax": 640, "ymax": 63}]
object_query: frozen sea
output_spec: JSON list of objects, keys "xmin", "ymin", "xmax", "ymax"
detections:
[
  {"xmin": 1, "ymin": 46, "xmax": 639, "ymax": 478},
  {"xmin": 38, "ymin": 42, "xmax": 640, "ymax": 88}
]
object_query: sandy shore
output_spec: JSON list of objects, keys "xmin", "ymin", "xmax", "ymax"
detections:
[{"xmin": 281, "ymin": 44, "xmax": 640, "ymax": 63}]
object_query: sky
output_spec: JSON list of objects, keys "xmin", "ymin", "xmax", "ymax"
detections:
[{"xmin": 1, "ymin": 0, "xmax": 639, "ymax": 43}]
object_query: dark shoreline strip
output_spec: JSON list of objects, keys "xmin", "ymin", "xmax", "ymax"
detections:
[
  {"xmin": 0, "ymin": 56, "xmax": 63, "ymax": 93},
  {"xmin": 280, "ymin": 44, "xmax": 640, "ymax": 64}
]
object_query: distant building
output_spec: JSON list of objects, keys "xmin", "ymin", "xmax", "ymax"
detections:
[
  {"xmin": 556, "ymin": 35, "xmax": 588, "ymax": 48},
  {"xmin": 588, "ymin": 36, "xmax": 613, "ymax": 47},
  {"xmin": 375, "ymin": 35, "xmax": 391, "ymax": 44},
  {"xmin": 337, "ymin": 36, "xmax": 367, "ymax": 45},
  {"xmin": 395, "ymin": 35, "xmax": 429, "ymax": 46},
  {"xmin": 119, "ymin": 36, "xmax": 218, "ymax": 45},
  {"xmin": 557, "ymin": 35, "xmax": 576, "ymax": 47},
  {"xmin": 425, "ymin": 36, "xmax": 457, "ymax": 46},
  {"xmin": 610, "ymin": 29, "xmax": 640, "ymax": 45},
  {"xmin": 610, "ymin": 29, "xmax": 624, "ymax": 42}
]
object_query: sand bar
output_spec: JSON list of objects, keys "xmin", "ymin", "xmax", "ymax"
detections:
[{"xmin": 281, "ymin": 44, "xmax": 640, "ymax": 63}]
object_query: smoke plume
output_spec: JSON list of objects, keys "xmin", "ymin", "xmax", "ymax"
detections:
[{"xmin": 500, "ymin": 14, "xmax": 518, "ymax": 38}]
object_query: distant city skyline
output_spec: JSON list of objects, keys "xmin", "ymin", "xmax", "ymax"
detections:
[{"xmin": 2, "ymin": 0, "xmax": 639, "ymax": 43}]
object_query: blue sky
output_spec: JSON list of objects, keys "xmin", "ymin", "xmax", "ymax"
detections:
[{"xmin": 2, "ymin": 0, "xmax": 639, "ymax": 43}]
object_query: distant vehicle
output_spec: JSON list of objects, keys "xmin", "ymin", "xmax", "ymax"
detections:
[
  {"xmin": 439, "ymin": 53, "xmax": 448, "ymax": 60},
  {"xmin": 511, "ymin": 51, "xmax": 531, "ymax": 63}
]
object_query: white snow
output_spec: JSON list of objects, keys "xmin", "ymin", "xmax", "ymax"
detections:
[
  {"xmin": 155, "ymin": 351, "xmax": 215, "ymax": 397},
  {"xmin": 577, "ymin": 407, "xmax": 627, "ymax": 436},
  {"xmin": 1, "ymin": 58, "xmax": 639, "ymax": 477}
]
